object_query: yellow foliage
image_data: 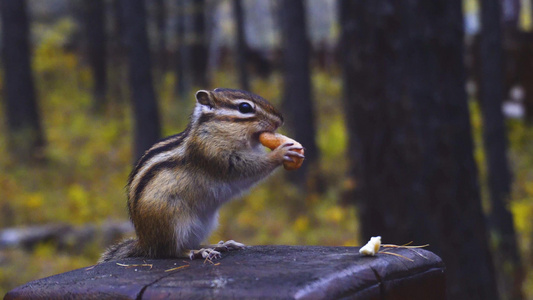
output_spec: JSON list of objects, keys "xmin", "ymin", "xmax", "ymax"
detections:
[
  {"xmin": 318, "ymin": 117, "xmax": 347, "ymax": 161},
  {"xmin": 511, "ymin": 200, "xmax": 533, "ymax": 235},
  {"xmin": 324, "ymin": 206, "xmax": 345, "ymax": 224},
  {"xmin": 33, "ymin": 19, "xmax": 78, "ymax": 74},
  {"xmin": 520, "ymin": 0, "xmax": 532, "ymax": 31},
  {"xmin": 25, "ymin": 193, "xmax": 44, "ymax": 210},
  {"xmin": 293, "ymin": 216, "xmax": 310, "ymax": 233},
  {"xmin": 463, "ymin": 0, "xmax": 479, "ymax": 15},
  {"xmin": 525, "ymin": 181, "xmax": 533, "ymax": 196},
  {"xmin": 67, "ymin": 184, "xmax": 92, "ymax": 224}
]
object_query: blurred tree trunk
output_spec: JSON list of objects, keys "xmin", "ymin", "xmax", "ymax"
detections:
[
  {"xmin": 233, "ymin": 0, "xmax": 249, "ymax": 91},
  {"xmin": 154, "ymin": 0, "xmax": 167, "ymax": 75},
  {"xmin": 480, "ymin": 1, "xmax": 524, "ymax": 299},
  {"xmin": 108, "ymin": 0, "xmax": 128, "ymax": 104},
  {"xmin": 176, "ymin": 0, "xmax": 190, "ymax": 98},
  {"xmin": 519, "ymin": 37, "xmax": 533, "ymax": 124},
  {"xmin": 186, "ymin": 0, "xmax": 209, "ymax": 88},
  {"xmin": 121, "ymin": 0, "xmax": 162, "ymax": 161},
  {"xmin": 521, "ymin": 1, "xmax": 533, "ymax": 123},
  {"xmin": 83, "ymin": 0, "xmax": 108, "ymax": 112},
  {"xmin": 500, "ymin": 0, "xmax": 520, "ymax": 27},
  {"xmin": 339, "ymin": 0, "xmax": 498, "ymax": 299},
  {"xmin": 0, "ymin": 0, "xmax": 45, "ymax": 162},
  {"xmin": 279, "ymin": 0, "xmax": 318, "ymax": 186},
  {"xmin": 501, "ymin": 0, "xmax": 521, "ymax": 97},
  {"xmin": 495, "ymin": 0, "xmax": 533, "ymax": 125}
]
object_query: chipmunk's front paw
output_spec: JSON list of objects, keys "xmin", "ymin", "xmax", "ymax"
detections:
[
  {"xmin": 188, "ymin": 240, "xmax": 246, "ymax": 260},
  {"xmin": 270, "ymin": 142, "xmax": 305, "ymax": 165},
  {"xmin": 214, "ymin": 240, "xmax": 246, "ymax": 251}
]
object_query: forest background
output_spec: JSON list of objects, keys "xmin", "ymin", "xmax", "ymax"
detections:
[{"xmin": 1, "ymin": 0, "xmax": 533, "ymax": 299}]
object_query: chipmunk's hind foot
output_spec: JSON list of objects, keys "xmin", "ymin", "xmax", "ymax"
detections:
[{"xmin": 189, "ymin": 240, "xmax": 246, "ymax": 260}]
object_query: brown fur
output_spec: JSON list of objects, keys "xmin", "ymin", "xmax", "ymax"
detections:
[{"xmin": 99, "ymin": 88, "xmax": 300, "ymax": 262}]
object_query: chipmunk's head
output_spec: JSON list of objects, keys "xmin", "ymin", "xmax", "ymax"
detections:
[{"xmin": 191, "ymin": 88, "xmax": 284, "ymax": 148}]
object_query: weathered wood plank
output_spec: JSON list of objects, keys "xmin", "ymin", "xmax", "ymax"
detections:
[{"xmin": 5, "ymin": 245, "xmax": 445, "ymax": 299}]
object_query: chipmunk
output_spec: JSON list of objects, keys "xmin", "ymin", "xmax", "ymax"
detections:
[{"xmin": 99, "ymin": 88, "xmax": 304, "ymax": 262}]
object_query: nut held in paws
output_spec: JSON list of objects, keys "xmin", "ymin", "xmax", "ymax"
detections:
[{"xmin": 259, "ymin": 132, "xmax": 304, "ymax": 170}]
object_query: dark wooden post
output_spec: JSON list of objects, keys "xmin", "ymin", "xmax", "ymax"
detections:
[{"xmin": 5, "ymin": 246, "xmax": 445, "ymax": 299}]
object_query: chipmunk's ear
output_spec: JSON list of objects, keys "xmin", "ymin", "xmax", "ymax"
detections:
[{"xmin": 195, "ymin": 90, "xmax": 215, "ymax": 108}]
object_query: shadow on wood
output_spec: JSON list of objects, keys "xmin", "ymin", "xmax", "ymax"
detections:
[{"xmin": 5, "ymin": 245, "xmax": 445, "ymax": 299}]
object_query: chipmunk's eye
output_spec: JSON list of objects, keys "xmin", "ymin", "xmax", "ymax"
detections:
[{"xmin": 238, "ymin": 102, "xmax": 254, "ymax": 114}]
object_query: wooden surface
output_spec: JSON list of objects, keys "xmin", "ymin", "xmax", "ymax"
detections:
[{"xmin": 5, "ymin": 245, "xmax": 445, "ymax": 299}]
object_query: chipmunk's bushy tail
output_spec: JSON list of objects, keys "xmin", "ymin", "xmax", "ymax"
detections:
[{"xmin": 98, "ymin": 238, "xmax": 144, "ymax": 263}]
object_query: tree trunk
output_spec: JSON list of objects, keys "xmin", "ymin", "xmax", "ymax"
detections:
[
  {"xmin": 233, "ymin": 0, "xmax": 249, "ymax": 91},
  {"xmin": 0, "ymin": 0, "xmax": 45, "ymax": 162},
  {"xmin": 501, "ymin": 0, "xmax": 520, "ymax": 27},
  {"xmin": 83, "ymin": 0, "xmax": 108, "ymax": 112},
  {"xmin": 154, "ymin": 0, "xmax": 167, "ymax": 75},
  {"xmin": 480, "ymin": 1, "xmax": 524, "ymax": 299},
  {"xmin": 121, "ymin": 0, "xmax": 162, "ymax": 161},
  {"xmin": 520, "ymin": 34, "xmax": 533, "ymax": 124},
  {"xmin": 186, "ymin": 0, "xmax": 209, "ymax": 88},
  {"xmin": 279, "ymin": 0, "xmax": 318, "ymax": 185},
  {"xmin": 176, "ymin": 0, "xmax": 189, "ymax": 98},
  {"xmin": 520, "ymin": 0, "xmax": 533, "ymax": 124},
  {"xmin": 108, "ymin": 0, "xmax": 128, "ymax": 104},
  {"xmin": 339, "ymin": 0, "xmax": 498, "ymax": 299}
]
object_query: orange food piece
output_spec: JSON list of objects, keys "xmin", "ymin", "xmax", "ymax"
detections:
[{"xmin": 259, "ymin": 132, "xmax": 304, "ymax": 170}]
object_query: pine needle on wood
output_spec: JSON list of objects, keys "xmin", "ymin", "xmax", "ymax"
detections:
[
  {"xmin": 116, "ymin": 263, "xmax": 153, "ymax": 269},
  {"xmin": 164, "ymin": 264, "xmax": 190, "ymax": 272}
]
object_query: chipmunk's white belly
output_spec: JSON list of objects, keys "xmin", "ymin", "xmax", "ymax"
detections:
[
  {"xmin": 172, "ymin": 174, "xmax": 264, "ymax": 252},
  {"xmin": 174, "ymin": 208, "xmax": 219, "ymax": 251}
]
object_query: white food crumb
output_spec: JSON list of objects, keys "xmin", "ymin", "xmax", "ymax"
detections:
[{"xmin": 359, "ymin": 236, "xmax": 382, "ymax": 256}]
